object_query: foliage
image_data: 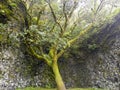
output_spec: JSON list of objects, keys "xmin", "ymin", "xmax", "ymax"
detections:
[
  {"xmin": 0, "ymin": 23, "xmax": 8, "ymax": 42},
  {"xmin": 88, "ymin": 44, "xmax": 99, "ymax": 51},
  {"xmin": 22, "ymin": 0, "xmax": 120, "ymax": 52}
]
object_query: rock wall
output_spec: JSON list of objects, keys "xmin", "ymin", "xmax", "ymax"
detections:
[
  {"xmin": 87, "ymin": 14, "xmax": 120, "ymax": 90},
  {"xmin": 0, "ymin": 16, "xmax": 119, "ymax": 90},
  {"xmin": 0, "ymin": 47, "xmax": 28, "ymax": 90},
  {"xmin": 60, "ymin": 14, "xmax": 120, "ymax": 90},
  {"xmin": 0, "ymin": 47, "xmax": 54, "ymax": 90}
]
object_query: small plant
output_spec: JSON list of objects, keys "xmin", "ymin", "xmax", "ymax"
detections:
[
  {"xmin": 88, "ymin": 44, "xmax": 99, "ymax": 51},
  {"xmin": 0, "ymin": 23, "xmax": 20, "ymax": 47},
  {"xmin": 0, "ymin": 23, "xmax": 8, "ymax": 43}
]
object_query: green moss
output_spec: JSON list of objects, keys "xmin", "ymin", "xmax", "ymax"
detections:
[
  {"xmin": 16, "ymin": 87, "xmax": 108, "ymax": 90},
  {"xmin": 118, "ymin": 52, "xmax": 120, "ymax": 56},
  {"xmin": 8, "ymin": 73, "xmax": 15, "ymax": 79},
  {"xmin": 0, "ymin": 23, "xmax": 8, "ymax": 42},
  {"xmin": 0, "ymin": 1, "xmax": 13, "ymax": 22},
  {"xmin": 0, "ymin": 70, "xmax": 2, "ymax": 74},
  {"xmin": 97, "ymin": 58, "xmax": 103, "ymax": 65},
  {"xmin": 88, "ymin": 44, "xmax": 99, "ymax": 51},
  {"xmin": 0, "ymin": 70, "xmax": 2, "ymax": 78}
]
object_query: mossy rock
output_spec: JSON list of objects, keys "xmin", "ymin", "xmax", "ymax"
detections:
[{"xmin": 0, "ymin": 0, "xmax": 30, "ymax": 27}]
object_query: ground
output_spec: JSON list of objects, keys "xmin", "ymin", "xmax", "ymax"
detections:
[{"xmin": 17, "ymin": 87, "xmax": 108, "ymax": 90}]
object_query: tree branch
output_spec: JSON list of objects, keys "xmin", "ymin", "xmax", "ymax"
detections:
[
  {"xmin": 50, "ymin": 15, "xmax": 63, "ymax": 33},
  {"xmin": 68, "ymin": 1, "xmax": 78, "ymax": 19},
  {"xmin": 28, "ymin": 46, "xmax": 44, "ymax": 60},
  {"xmin": 63, "ymin": 1, "xmax": 68, "ymax": 31},
  {"xmin": 95, "ymin": 0, "xmax": 105, "ymax": 15},
  {"xmin": 69, "ymin": 24, "xmax": 93, "ymax": 44},
  {"xmin": 47, "ymin": 1, "xmax": 64, "ymax": 34},
  {"xmin": 36, "ymin": 5, "xmax": 46, "ymax": 25},
  {"xmin": 26, "ymin": 44, "xmax": 52, "ymax": 66},
  {"xmin": 57, "ymin": 48, "xmax": 66, "ymax": 59}
]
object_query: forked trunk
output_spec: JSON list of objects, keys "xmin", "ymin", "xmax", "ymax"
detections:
[{"xmin": 52, "ymin": 61, "xmax": 66, "ymax": 90}]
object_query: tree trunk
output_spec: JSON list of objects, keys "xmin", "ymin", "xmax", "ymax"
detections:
[{"xmin": 52, "ymin": 60, "xmax": 66, "ymax": 90}]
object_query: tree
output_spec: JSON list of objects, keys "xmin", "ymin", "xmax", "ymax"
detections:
[{"xmin": 21, "ymin": 0, "xmax": 120, "ymax": 90}]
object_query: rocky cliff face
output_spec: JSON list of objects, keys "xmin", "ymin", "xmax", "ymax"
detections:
[
  {"xmin": 0, "ymin": 1, "xmax": 120, "ymax": 90},
  {"xmin": 87, "ymin": 14, "xmax": 120, "ymax": 90},
  {"xmin": 57, "ymin": 14, "xmax": 120, "ymax": 90}
]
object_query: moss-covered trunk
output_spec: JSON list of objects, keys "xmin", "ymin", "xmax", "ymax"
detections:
[{"xmin": 52, "ymin": 60, "xmax": 66, "ymax": 90}]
